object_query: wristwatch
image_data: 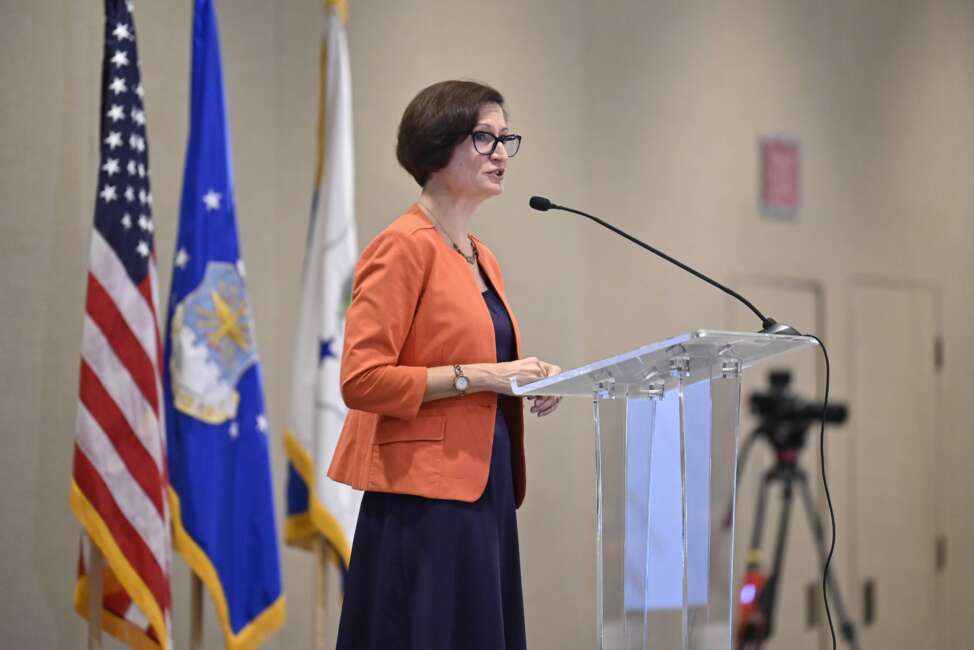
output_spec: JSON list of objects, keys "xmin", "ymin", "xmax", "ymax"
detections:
[{"xmin": 453, "ymin": 364, "xmax": 469, "ymax": 396}]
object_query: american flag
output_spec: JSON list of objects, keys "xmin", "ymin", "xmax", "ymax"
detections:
[{"xmin": 69, "ymin": 1, "xmax": 172, "ymax": 648}]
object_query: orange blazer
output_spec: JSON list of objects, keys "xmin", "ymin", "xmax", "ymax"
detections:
[{"xmin": 327, "ymin": 205, "xmax": 527, "ymax": 507}]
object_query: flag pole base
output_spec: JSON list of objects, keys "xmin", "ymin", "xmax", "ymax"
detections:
[
  {"xmin": 312, "ymin": 535, "xmax": 329, "ymax": 650},
  {"xmin": 191, "ymin": 574, "xmax": 203, "ymax": 650},
  {"xmin": 87, "ymin": 545, "xmax": 104, "ymax": 650}
]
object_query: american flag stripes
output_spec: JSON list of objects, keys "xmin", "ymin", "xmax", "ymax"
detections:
[{"xmin": 70, "ymin": 1, "xmax": 172, "ymax": 648}]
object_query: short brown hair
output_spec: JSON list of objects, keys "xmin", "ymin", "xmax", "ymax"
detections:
[{"xmin": 396, "ymin": 80, "xmax": 506, "ymax": 187}]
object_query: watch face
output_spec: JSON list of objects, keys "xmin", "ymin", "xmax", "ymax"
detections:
[{"xmin": 455, "ymin": 375, "xmax": 469, "ymax": 392}]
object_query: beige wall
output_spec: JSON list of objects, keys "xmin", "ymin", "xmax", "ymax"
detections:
[{"xmin": 2, "ymin": 0, "xmax": 972, "ymax": 648}]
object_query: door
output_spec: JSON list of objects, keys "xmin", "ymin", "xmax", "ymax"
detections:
[{"xmin": 848, "ymin": 279, "xmax": 940, "ymax": 649}]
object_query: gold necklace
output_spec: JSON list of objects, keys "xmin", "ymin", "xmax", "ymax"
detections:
[{"xmin": 419, "ymin": 201, "xmax": 478, "ymax": 265}]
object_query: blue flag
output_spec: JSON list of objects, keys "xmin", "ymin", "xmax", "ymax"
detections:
[{"xmin": 163, "ymin": 1, "xmax": 284, "ymax": 647}]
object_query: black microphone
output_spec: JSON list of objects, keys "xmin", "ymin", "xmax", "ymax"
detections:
[
  {"xmin": 528, "ymin": 195, "xmax": 800, "ymax": 335},
  {"xmin": 529, "ymin": 196, "xmax": 552, "ymax": 211}
]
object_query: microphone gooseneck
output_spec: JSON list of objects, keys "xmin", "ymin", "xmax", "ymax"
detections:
[{"xmin": 528, "ymin": 195, "xmax": 801, "ymax": 336}]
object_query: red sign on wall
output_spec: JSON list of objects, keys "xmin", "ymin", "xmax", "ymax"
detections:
[{"xmin": 760, "ymin": 136, "xmax": 800, "ymax": 220}]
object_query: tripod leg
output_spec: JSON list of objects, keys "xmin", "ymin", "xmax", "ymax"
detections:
[
  {"xmin": 759, "ymin": 471, "xmax": 795, "ymax": 642},
  {"xmin": 737, "ymin": 469, "xmax": 777, "ymax": 650},
  {"xmin": 747, "ymin": 469, "xmax": 772, "ymax": 554},
  {"xmin": 795, "ymin": 471, "xmax": 860, "ymax": 650}
]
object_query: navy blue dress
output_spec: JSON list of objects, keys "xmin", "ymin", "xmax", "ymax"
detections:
[{"xmin": 335, "ymin": 281, "xmax": 526, "ymax": 650}]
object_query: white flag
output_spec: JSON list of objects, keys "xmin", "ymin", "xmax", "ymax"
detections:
[{"xmin": 283, "ymin": 0, "xmax": 361, "ymax": 570}]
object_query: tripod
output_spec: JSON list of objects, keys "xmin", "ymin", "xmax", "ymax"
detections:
[{"xmin": 735, "ymin": 428, "xmax": 859, "ymax": 650}]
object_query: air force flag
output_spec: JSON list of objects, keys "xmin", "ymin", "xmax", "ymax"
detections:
[{"xmin": 163, "ymin": 1, "xmax": 284, "ymax": 647}]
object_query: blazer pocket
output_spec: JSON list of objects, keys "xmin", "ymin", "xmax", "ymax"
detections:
[{"xmin": 374, "ymin": 414, "xmax": 446, "ymax": 445}]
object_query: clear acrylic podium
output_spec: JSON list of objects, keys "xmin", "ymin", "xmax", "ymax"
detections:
[{"xmin": 512, "ymin": 331, "xmax": 816, "ymax": 649}]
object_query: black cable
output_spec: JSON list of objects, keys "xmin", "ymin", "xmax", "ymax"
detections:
[
  {"xmin": 724, "ymin": 431, "xmax": 758, "ymax": 530},
  {"xmin": 736, "ymin": 432, "xmax": 758, "ymax": 493},
  {"xmin": 809, "ymin": 334, "xmax": 837, "ymax": 650}
]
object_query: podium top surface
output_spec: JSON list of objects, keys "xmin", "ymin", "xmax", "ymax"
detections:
[{"xmin": 511, "ymin": 330, "xmax": 817, "ymax": 398}]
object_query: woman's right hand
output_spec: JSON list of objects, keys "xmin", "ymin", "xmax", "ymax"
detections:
[{"xmin": 470, "ymin": 356, "xmax": 560, "ymax": 396}]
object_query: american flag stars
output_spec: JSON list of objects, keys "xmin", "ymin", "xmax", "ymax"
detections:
[
  {"xmin": 129, "ymin": 133, "xmax": 145, "ymax": 152},
  {"xmin": 109, "ymin": 77, "xmax": 127, "ymax": 95},
  {"xmin": 112, "ymin": 22, "xmax": 132, "ymax": 41},
  {"xmin": 111, "ymin": 50, "xmax": 129, "ymax": 67},
  {"xmin": 93, "ymin": 10, "xmax": 151, "ymax": 272}
]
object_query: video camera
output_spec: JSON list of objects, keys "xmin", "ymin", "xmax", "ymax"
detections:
[{"xmin": 748, "ymin": 370, "xmax": 848, "ymax": 453}]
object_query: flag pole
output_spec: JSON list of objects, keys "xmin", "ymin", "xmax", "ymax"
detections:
[
  {"xmin": 190, "ymin": 574, "xmax": 203, "ymax": 650},
  {"xmin": 312, "ymin": 535, "xmax": 329, "ymax": 649},
  {"xmin": 87, "ymin": 546, "xmax": 104, "ymax": 650}
]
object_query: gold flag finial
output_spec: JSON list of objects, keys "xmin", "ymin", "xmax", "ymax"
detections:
[{"xmin": 325, "ymin": 0, "xmax": 348, "ymax": 24}]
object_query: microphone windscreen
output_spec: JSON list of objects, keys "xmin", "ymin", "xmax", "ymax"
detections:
[{"xmin": 529, "ymin": 196, "xmax": 552, "ymax": 211}]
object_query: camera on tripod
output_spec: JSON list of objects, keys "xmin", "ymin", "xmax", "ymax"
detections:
[
  {"xmin": 733, "ymin": 370, "xmax": 858, "ymax": 649},
  {"xmin": 748, "ymin": 370, "xmax": 848, "ymax": 455}
]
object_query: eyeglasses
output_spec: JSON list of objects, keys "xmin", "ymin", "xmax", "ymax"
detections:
[{"xmin": 469, "ymin": 131, "xmax": 522, "ymax": 157}]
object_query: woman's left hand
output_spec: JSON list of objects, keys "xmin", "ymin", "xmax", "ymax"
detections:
[{"xmin": 528, "ymin": 361, "xmax": 562, "ymax": 417}]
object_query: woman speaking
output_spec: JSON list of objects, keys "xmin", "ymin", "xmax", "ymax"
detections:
[{"xmin": 329, "ymin": 80, "xmax": 561, "ymax": 650}]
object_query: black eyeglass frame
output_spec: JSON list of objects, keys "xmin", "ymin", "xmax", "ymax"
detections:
[{"xmin": 469, "ymin": 130, "xmax": 522, "ymax": 157}]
